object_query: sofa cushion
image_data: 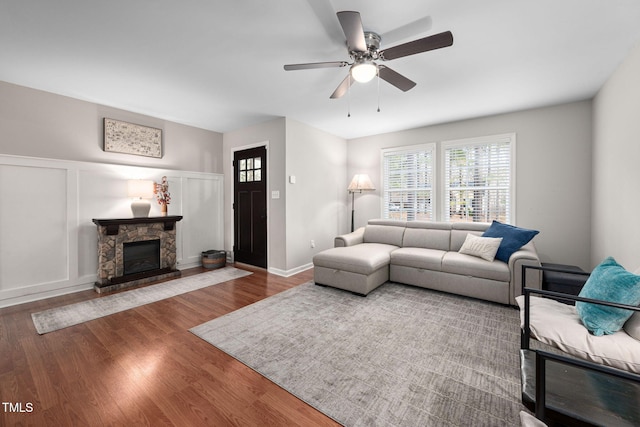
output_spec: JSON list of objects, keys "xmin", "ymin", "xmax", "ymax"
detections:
[
  {"xmin": 390, "ymin": 247, "xmax": 446, "ymax": 271},
  {"xmin": 482, "ymin": 220, "xmax": 539, "ymax": 262},
  {"xmin": 458, "ymin": 233, "xmax": 503, "ymax": 262},
  {"xmin": 363, "ymin": 224, "xmax": 405, "ymax": 247},
  {"xmin": 576, "ymin": 256, "xmax": 640, "ymax": 336},
  {"xmin": 312, "ymin": 243, "xmax": 397, "ymax": 275},
  {"xmin": 402, "ymin": 223, "xmax": 451, "ymax": 251},
  {"xmin": 516, "ymin": 295, "xmax": 640, "ymax": 373},
  {"xmin": 442, "ymin": 252, "xmax": 510, "ymax": 282}
]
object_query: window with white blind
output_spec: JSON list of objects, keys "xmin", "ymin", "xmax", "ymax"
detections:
[
  {"xmin": 443, "ymin": 134, "xmax": 514, "ymax": 223},
  {"xmin": 381, "ymin": 143, "xmax": 435, "ymax": 221}
]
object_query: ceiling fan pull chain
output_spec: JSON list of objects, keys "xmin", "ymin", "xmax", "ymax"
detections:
[
  {"xmin": 377, "ymin": 65, "xmax": 381, "ymax": 113},
  {"xmin": 347, "ymin": 74, "xmax": 351, "ymax": 117}
]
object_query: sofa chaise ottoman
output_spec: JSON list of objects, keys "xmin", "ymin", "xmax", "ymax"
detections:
[
  {"xmin": 313, "ymin": 220, "xmax": 404, "ymax": 296},
  {"xmin": 313, "ymin": 219, "xmax": 542, "ymax": 305}
]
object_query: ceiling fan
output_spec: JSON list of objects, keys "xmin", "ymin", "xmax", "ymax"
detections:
[{"xmin": 284, "ymin": 11, "xmax": 453, "ymax": 99}]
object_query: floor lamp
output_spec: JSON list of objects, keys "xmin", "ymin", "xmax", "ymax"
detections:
[{"xmin": 348, "ymin": 174, "xmax": 376, "ymax": 232}]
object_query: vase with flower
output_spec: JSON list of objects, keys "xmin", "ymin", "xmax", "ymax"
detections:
[{"xmin": 154, "ymin": 176, "xmax": 171, "ymax": 216}]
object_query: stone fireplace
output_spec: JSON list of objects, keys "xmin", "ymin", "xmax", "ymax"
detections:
[{"xmin": 93, "ymin": 216, "xmax": 183, "ymax": 293}]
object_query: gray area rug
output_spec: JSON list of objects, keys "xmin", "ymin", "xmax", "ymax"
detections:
[
  {"xmin": 190, "ymin": 282, "xmax": 524, "ymax": 426},
  {"xmin": 32, "ymin": 267, "xmax": 252, "ymax": 334}
]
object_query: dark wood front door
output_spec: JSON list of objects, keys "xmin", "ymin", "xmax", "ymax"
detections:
[{"xmin": 233, "ymin": 146, "xmax": 267, "ymax": 268}]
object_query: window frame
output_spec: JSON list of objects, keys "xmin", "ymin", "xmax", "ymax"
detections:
[
  {"xmin": 380, "ymin": 143, "xmax": 437, "ymax": 222},
  {"xmin": 440, "ymin": 133, "xmax": 516, "ymax": 224}
]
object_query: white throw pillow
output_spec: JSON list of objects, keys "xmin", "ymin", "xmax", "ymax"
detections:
[{"xmin": 458, "ymin": 233, "xmax": 503, "ymax": 262}]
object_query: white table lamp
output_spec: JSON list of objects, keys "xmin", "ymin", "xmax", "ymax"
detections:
[{"xmin": 128, "ymin": 179, "xmax": 155, "ymax": 217}]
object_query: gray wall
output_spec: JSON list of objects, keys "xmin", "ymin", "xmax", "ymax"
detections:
[
  {"xmin": 592, "ymin": 42, "xmax": 640, "ymax": 271},
  {"xmin": 0, "ymin": 81, "xmax": 223, "ymax": 173},
  {"xmin": 347, "ymin": 101, "xmax": 593, "ymax": 270},
  {"xmin": 285, "ymin": 118, "xmax": 347, "ymax": 271}
]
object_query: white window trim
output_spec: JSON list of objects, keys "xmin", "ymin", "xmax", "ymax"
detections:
[
  {"xmin": 439, "ymin": 133, "xmax": 516, "ymax": 224},
  {"xmin": 380, "ymin": 142, "xmax": 437, "ymax": 221}
]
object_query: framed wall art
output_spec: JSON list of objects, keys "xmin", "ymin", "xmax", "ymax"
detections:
[{"xmin": 103, "ymin": 118, "xmax": 163, "ymax": 158}]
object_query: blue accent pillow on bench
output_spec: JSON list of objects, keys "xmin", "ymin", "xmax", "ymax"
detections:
[
  {"xmin": 481, "ymin": 221, "xmax": 539, "ymax": 262},
  {"xmin": 576, "ymin": 257, "xmax": 640, "ymax": 336}
]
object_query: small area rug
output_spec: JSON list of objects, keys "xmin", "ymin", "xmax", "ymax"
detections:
[
  {"xmin": 190, "ymin": 281, "xmax": 524, "ymax": 427},
  {"xmin": 32, "ymin": 266, "xmax": 251, "ymax": 334}
]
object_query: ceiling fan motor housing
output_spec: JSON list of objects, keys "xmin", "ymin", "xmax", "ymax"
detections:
[
  {"xmin": 354, "ymin": 32, "xmax": 381, "ymax": 61},
  {"xmin": 364, "ymin": 32, "xmax": 381, "ymax": 51}
]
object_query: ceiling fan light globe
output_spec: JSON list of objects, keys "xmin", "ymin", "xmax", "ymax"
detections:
[{"xmin": 351, "ymin": 62, "xmax": 377, "ymax": 83}]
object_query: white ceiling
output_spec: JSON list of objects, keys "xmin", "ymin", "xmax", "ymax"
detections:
[{"xmin": 2, "ymin": 0, "xmax": 640, "ymax": 139}]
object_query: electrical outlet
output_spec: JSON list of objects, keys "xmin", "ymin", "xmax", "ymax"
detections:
[{"xmin": 310, "ymin": 240, "xmax": 315, "ymax": 248}]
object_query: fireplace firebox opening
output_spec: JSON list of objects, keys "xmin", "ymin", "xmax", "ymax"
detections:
[{"xmin": 123, "ymin": 239, "xmax": 161, "ymax": 276}]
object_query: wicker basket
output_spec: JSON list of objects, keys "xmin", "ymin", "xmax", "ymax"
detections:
[{"xmin": 202, "ymin": 250, "xmax": 226, "ymax": 269}]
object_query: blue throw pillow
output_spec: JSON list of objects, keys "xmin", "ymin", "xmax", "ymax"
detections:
[
  {"xmin": 576, "ymin": 257, "xmax": 640, "ymax": 336},
  {"xmin": 481, "ymin": 221, "xmax": 539, "ymax": 262}
]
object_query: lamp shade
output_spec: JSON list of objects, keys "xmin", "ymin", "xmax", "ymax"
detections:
[
  {"xmin": 348, "ymin": 174, "xmax": 375, "ymax": 192},
  {"xmin": 127, "ymin": 180, "xmax": 155, "ymax": 199}
]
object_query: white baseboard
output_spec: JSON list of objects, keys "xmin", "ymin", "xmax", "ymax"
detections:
[
  {"xmin": 0, "ymin": 281, "xmax": 95, "ymax": 308},
  {"xmin": 0, "ymin": 261, "xmax": 312, "ymax": 308},
  {"xmin": 177, "ymin": 260, "xmax": 203, "ymax": 270},
  {"xmin": 268, "ymin": 263, "xmax": 313, "ymax": 278}
]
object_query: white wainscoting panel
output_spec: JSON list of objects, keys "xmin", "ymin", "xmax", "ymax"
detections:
[
  {"xmin": 180, "ymin": 175, "xmax": 224, "ymax": 268},
  {"xmin": 0, "ymin": 163, "xmax": 68, "ymax": 290},
  {"xmin": 77, "ymin": 168, "xmax": 132, "ymax": 279},
  {"xmin": 0, "ymin": 155, "xmax": 223, "ymax": 307}
]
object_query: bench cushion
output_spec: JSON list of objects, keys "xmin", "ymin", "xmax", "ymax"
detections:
[{"xmin": 516, "ymin": 295, "xmax": 640, "ymax": 373}]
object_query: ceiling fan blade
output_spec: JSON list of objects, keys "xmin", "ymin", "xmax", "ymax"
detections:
[
  {"xmin": 381, "ymin": 16, "xmax": 432, "ymax": 46},
  {"xmin": 378, "ymin": 65, "xmax": 416, "ymax": 92},
  {"xmin": 337, "ymin": 11, "xmax": 367, "ymax": 52},
  {"xmin": 330, "ymin": 74, "xmax": 354, "ymax": 99},
  {"xmin": 284, "ymin": 61, "xmax": 349, "ymax": 71},
  {"xmin": 380, "ymin": 31, "xmax": 453, "ymax": 61}
]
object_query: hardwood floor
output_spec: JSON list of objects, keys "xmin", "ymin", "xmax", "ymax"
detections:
[{"xmin": 0, "ymin": 265, "xmax": 341, "ymax": 426}]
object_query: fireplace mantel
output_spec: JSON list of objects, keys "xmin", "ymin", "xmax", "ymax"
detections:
[{"xmin": 93, "ymin": 216, "xmax": 183, "ymax": 235}]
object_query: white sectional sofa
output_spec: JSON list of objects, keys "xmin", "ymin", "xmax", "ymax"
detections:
[{"xmin": 313, "ymin": 219, "xmax": 542, "ymax": 305}]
